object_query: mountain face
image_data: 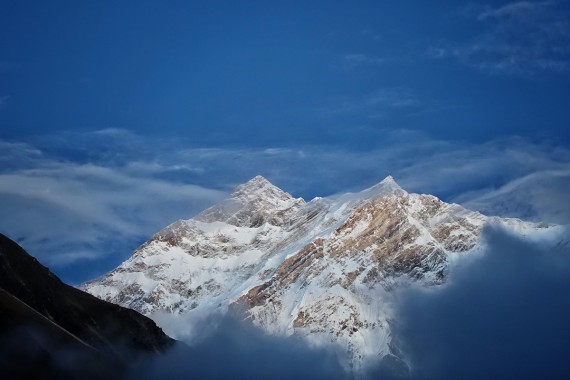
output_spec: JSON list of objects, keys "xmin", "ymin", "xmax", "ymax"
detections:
[
  {"xmin": 0, "ymin": 233, "xmax": 174, "ymax": 378},
  {"xmin": 82, "ymin": 175, "xmax": 555, "ymax": 370}
]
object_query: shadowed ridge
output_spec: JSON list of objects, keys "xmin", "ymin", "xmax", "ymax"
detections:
[{"xmin": 0, "ymin": 233, "xmax": 176, "ymax": 377}]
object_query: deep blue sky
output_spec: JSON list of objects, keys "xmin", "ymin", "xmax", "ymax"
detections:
[
  {"xmin": 1, "ymin": 1, "xmax": 570, "ymax": 283},
  {"xmin": 2, "ymin": 1, "xmax": 570, "ymax": 147}
]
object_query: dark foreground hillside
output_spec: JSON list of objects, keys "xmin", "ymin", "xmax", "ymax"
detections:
[{"xmin": 0, "ymin": 233, "xmax": 175, "ymax": 379}]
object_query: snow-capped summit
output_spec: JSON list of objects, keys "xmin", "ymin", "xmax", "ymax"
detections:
[
  {"xmin": 196, "ymin": 175, "xmax": 304, "ymax": 227},
  {"xmin": 230, "ymin": 175, "xmax": 288, "ymax": 200},
  {"xmin": 356, "ymin": 175, "xmax": 404, "ymax": 199},
  {"xmin": 81, "ymin": 175, "xmax": 557, "ymax": 371},
  {"xmin": 378, "ymin": 174, "xmax": 398, "ymax": 186}
]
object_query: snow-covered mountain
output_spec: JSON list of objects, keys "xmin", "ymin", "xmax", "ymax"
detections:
[{"xmin": 81, "ymin": 175, "xmax": 558, "ymax": 371}]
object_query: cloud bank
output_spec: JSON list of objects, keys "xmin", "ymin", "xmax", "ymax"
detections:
[
  {"xmin": 381, "ymin": 225, "xmax": 570, "ymax": 380},
  {"xmin": 1, "ymin": 129, "xmax": 569, "ymax": 282},
  {"xmin": 129, "ymin": 316, "xmax": 344, "ymax": 380}
]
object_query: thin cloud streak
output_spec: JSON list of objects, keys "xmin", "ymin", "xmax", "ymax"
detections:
[
  {"xmin": 316, "ymin": 88, "xmax": 423, "ymax": 120},
  {"xmin": 430, "ymin": 1, "xmax": 570, "ymax": 75},
  {"xmin": 344, "ymin": 53, "xmax": 386, "ymax": 65},
  {"xmin": 477, "ymin": 1, "xmax": 556, "ymax": 21}
]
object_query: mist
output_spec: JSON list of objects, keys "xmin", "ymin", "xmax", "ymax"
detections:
[
  {"xmin": 129, "ymin": 315, "xmax": 345, "ymax": 380},
  {"xmin": 380, "ymin": 226, "xmax": 570, "ymax": 380}
]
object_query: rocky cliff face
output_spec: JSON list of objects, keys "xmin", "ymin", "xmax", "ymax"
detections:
[{"xmin": 81, "ymin": 175, "xmax": 554, "ymax": 370}]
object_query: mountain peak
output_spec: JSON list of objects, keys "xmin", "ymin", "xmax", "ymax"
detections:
[
  {"xmin": 356, "ymin": 175, "xmax": 404, "ymax": 199},
  {"xmin": 195, "ymin": 175, "xmax": 304, "ymax": 226},
  {"xmin": 376, "ymin": 175, "xmax": 402, "ymax": 190},
  {"xmin": 240, "ymin": 175, "xmax": 273, "ymax": 188},
  {"xmin": 231, "ymin": 175, "xmax": 287, "ymax": 200}
]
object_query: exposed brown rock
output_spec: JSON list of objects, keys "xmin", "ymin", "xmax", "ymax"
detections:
[
  {"xmin": 276, "ymin": 238, "xmax": 325, "ymax": 284},
  {"xmin": 293, "ymin": 310, "xmax": 310, "ymax": 328},
  {"xmin": 241, "ymin": 281, "xmax": 273, "ymax": 308}
]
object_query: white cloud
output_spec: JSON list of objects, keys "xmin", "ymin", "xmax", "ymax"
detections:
[
  {"xmin": 389, "ymin": 225, "xmax": 570, "ymax": 379},
  {"xmin": 0, "ymin": 144, "xmax": 225, "ymax": 268},
  {"xmin": 90, "ymin": 127, "xmax": 133, "ymax": 136},
  {"xmin": 2, "ymin": 130, "xmax": 569, "ymax": 276},
  {"xmin": 457, "ymin": 168, "xmax": 570, "ymax": 224}
]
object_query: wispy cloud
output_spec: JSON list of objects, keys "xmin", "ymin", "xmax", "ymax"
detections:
[
  {"xmin": 365, "ymin": 88, "xmax": 421, "ymax": 108},
  {"xmin": 457, "ymin": 168, "xmax": 570, "ymax": 224},
  {"xmin": 430, "ymin": 1, "xmax": 570, "ymax": 75},
  {"xmin": 317, "ymin": 87, "xmax": 423, "ymax": 119},
  {"xmin": 0, "ymin": 138, "xmax": 225, "ymax": 270},
  {"xmin": 343, "ymin": 53, "xmax": 386, "ymax": 66},
  {"xmin": 477, "ymin": 1, "xmax": 555, "ymax": 20},
  {"xmin": 2, "ymin": 129, "xmax": 569, "ymax": 278}
]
